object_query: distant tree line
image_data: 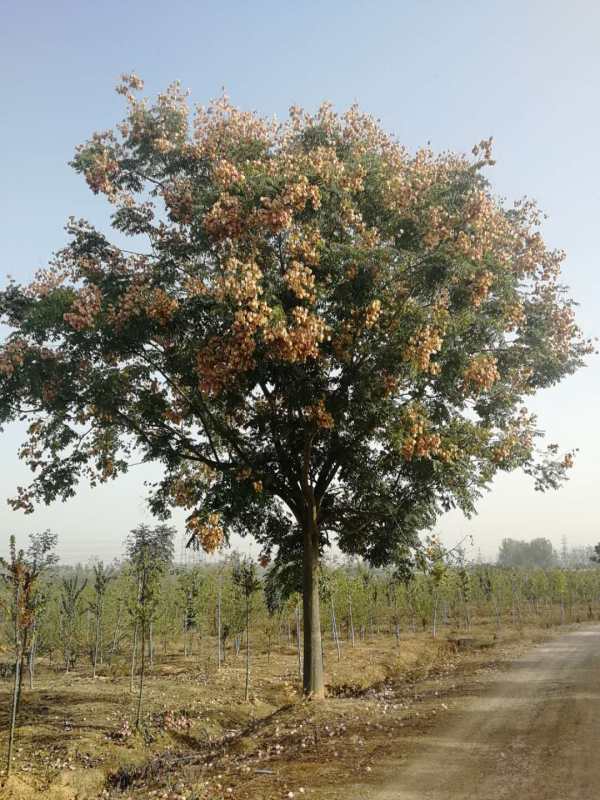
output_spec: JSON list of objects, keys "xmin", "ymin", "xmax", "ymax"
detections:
[{"xmin": 497, "ymin": 537, "xmax": 597, "ymax": 570}]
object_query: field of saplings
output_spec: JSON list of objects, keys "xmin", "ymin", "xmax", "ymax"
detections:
[{"xmin": 2, "ymin": 528, "xmax": 599, "ymax": 799}]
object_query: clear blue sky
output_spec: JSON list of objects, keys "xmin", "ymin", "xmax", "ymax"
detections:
[{"xmin": 1, "ymin": 0, "xmax": 598, "ymax": 562}]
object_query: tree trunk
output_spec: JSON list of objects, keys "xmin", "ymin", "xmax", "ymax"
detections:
[
  {"xmin": 130, "ymin": 622, "xmax": 138, "ymax": 694},
  {"xmin": 64, "ymin": 629, "xmax": 71, "ymax": 674},
  {"xmin": 6, "ymin": 649, "xmax": 21, "ymax": 777},
  {"xmin": 28, "ymin": 625, "xmax": 37, "ymax": 690},
  {"xmin": 244, "ymin": 598, "xmax": 250, "ymax": 702},
  {"xmin": 302, "ymin": 519, "xmax": 324, "ymax": 698},
  {"xmin": 432, "ymin": 590, "xmax": 439, "ymax": 639},
  {"xmin": 331, "ymin": 600, "xmax": 341, "ymax": 662},
  {"xmin": 492, "ymin": 596, "xmax": 501, "ymax": 629},
  {"xmin": 109, "ymin": 601, "xmax": 122, "ymax": 663},
  {"xmin": 348, "ymin": 596, "xmax": 355, "ymax": 647},
  {"xmin": 148, "ymin": 622, "xmax": 154, "ymax": 667},
  {"xmin": 217, "ymin": 578, "xmax": 222, "ymax": 669},
  {"xmin": 87, "ymin": 608, "xmax": 93, "ymax": 665},
  {"xmin": 16, "ymin": 628, "xmax": 29, "ymax": 715},
  {"xmin": 295, "ymin": 602, "xmax": 302, "ymax": 683},
  {"xmin": 93, "ymin": 611, "xmax": 101, "ymax": 678},
  {"xmin": 7, "ymin": 582, "xmax": 22, "ymax": 778},
  {"xmin": 135, "ymin": 622, "xmax": 146, "ymax": 730}
]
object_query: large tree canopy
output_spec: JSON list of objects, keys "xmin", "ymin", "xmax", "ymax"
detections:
[{"xmin": 0, "ymin": 75, "xmax": 591, "ymax": 695}]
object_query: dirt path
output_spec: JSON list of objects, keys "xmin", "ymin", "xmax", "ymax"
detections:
[{"xmin": 372, "ymin": 626, "xmax": 600, "ymax": 800}]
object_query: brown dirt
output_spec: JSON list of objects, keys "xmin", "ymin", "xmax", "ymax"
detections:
[{"xmin": 369, "ymin": 625, "xmax": 600, "ymax": 799}]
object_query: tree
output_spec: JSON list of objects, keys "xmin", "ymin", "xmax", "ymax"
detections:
[
  {"xmin": 0, "ymin": 76, "xmax": 591, "ymax": 697},
  {"xmin": 231, "ymin": 558, "xmax": 261, "ymax": 701},
  {"xmin": 0, "ymin": 531, "xmax": 58, "ymax": 777},
  {"xmin": 497, "ymin": 537, "xmax": 556, "ymax": 569},
  {"xmin": 89, "ymin": 561, "xmax": 113, "ymax": 677},
  {"xmin": 60, "ymin": 573, "xmax": 87, "ymax": 671},
  {"xmin": 177, "ymin": 566, "xmax": 203, "ymax": 656},
  {"xmin": 319, "ymin": 567, "xmax": 342, "ymax": 660},
  {"xmin": 126, "ymin": 523, "xmax": 174, "ymax": 729}
]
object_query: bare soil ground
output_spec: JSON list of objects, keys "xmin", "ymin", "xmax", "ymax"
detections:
[
  {"xmin": 370, "ymin": 625, "xmax": 600, "ymax": 800},
  {"xmin": 0, "ymin": 621, "xmax": 593, "ymax": 799}
]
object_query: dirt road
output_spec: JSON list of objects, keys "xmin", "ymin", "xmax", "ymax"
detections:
[{"xmin": 373, "ymin": 626, "xmax": 600, "ymax": 800}]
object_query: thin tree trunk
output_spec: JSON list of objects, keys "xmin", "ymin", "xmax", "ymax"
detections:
[
  {"xmin": 295, "ymin": 602, "xmax": 302, "ymax": 683},
  {"xmin": 6, "ymin": 651, "xmax": 21, "ymax": 777},
  {"xmin": 7, "ymin": 580, "xmax": 22, "ymax": 778},
  {"xmin": 130, "ymin": 622, "xmax": 138, "ymax": 694},
  {"xmin": 148, "ymin": 622, "xmax": 154, "ymax": 667},
  {"xmin": 135, "ymin": 622, "xmax": 146, "ymax": 730},
  {"xmin": 348, "ymin": 596, "xmax": 355, "ymax": 647},
  {"xmin": 93, "ymin": 611, "xmax": 101, "ymax": 678},
  {"xmin": 16, "ymin": 628, "xmax": 29, "ymax": 715},
  {"xmin": 331, "ymin": 600, "xmax": 341, "ymax": 662},
  {"xmin": 109, "ymin": 601, "xmax": 122, "ymax": 663},
  {"xmin": 64, "ymin": 625, "xmax": 71, "ymax": 674},
  {"xmin": 492, "ymin": 596, "xmax": 501, "ymax": 629},
  {"xmin": 86, "ymin": 608, "xmax": 91, "ymax": 655},
  {"xmin": 217, "ymin": 579, "xmax": 222, "ymax": 669},
  {"xmin": 244, "ymin": 598, "xmax": 250, "ymax": 702},
  {"xmin": 28, "ymin": 625, "xmax": 36, "ymax": 690},
  {"xmin": 302, "ymin": 518, "xmax": 324, "ymax": 698}
]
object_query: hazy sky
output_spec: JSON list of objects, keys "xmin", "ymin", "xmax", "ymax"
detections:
[{"xmin": 1, "ymin": 0, "xmax": 598, "ymax": 563}]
